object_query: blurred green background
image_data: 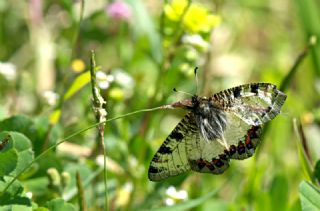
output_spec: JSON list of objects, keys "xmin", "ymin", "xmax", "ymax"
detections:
[{"xmin": 0, "ymin": 0, "xmax": 320, "ymax": 210}]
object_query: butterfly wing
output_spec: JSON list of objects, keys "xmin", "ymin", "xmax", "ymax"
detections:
[
  {"xmin": 149, "ymin": 83, "xmax": 286, "ymax": 179},
  {"xmin": 188, "ymin": 83, "xmax": 285, "ymax": 170},
  {"xmin": 186, "ymin": 111, "xmax": 262, "ymax": 174},
  {"xmin": 212, "ymin": 83, "xmax": 286, "ymax": 126},
  {"xmin": 148, "ymin": 112, "xmax": 197, "ymax": 181},
  {"xmin": 186, "ymin": 121, "xmax": 230, "ymax": 174}
]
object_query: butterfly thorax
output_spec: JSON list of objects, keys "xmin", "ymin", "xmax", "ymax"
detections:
[{"xmin": 190, "ymin": 96, "xmax": 227, "ymax": 142}]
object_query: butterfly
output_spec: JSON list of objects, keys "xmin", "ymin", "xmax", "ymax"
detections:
[{"xmin": 148, "ymin": 83, "xmax": 286, "ymax": 181}]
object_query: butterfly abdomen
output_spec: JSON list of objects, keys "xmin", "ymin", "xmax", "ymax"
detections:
[{"xmin": 193, "ymin": 99, "xmax": 227, "ymax": 141}]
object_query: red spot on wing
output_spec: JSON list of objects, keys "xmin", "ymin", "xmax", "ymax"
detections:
[{"xmin": 245, "ymin": 126, "xmax": 259, "ymax": 145}]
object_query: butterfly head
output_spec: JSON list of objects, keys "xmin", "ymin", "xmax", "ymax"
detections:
[
  {"xmin": 191, "ymin": 95, "xmax": 200, "ymax": 108},
  {"xmin": 191, "ymin": 95, "xmax": 210, "ymax": 110}
]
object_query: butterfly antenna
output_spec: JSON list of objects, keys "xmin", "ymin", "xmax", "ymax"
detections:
[
  {"xmin": 173, "ymin": 88, "xmax": 193, "ymax": 97},
  {"xmin": 194, "ymin": 67, "xmax": 199, "ymax": 95}
]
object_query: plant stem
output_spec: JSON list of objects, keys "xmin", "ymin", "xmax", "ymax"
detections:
[{"xmin": 0, "ymin": 106, "xmax": 166, "ymax": 196}]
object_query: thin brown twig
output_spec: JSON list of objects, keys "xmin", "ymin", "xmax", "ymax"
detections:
[{"xmin": 297, "ymin": 119, "xmax": 312, "ymax": 166}]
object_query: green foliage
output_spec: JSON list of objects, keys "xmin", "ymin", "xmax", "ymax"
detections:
[
  {"xmin": 0, "ymin": 131, "xmax": 34, "ymax": 178},
  {"xmin": 0, "ymin": 134, "xmax": 18, "ymax": 177},
  {"xmin": 46, "ymin": 198, "xmax": 76, "ymax": 211},
  {"xmin": 299, "ymin": 181, "xmax": 320, "ymax": 211},
  {"xmin": 270, "ymin": 174, "xmax": 289, "ymax": 211},
  {"xmin": 1, "ymin": 0, "xmax": 320, "ymax": 210},
  {"xmin": 314, "ymin": 160, "xmax": 320, "ymax": 183},
  {"xmin": 0, "ymin": 176, "xmax": 32, "ymax": 209}
]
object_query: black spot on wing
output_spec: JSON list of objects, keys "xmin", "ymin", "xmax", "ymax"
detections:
[
  {"xmin": 229, "ymin": 145, "xmax": 237, "ymax": 156},
  {"xmin": 267, "ymin": 106, "xmax": 272, "ymax": 112},
  {"xmin": 169, "ymin": 131, "xmax": 184, "ymax": 141},
  {"xmin": 197, "ymin": 159, "xmax": 206, "ymax": 170},
  {"xmin": 158, "ymin": 145, "xmax": 172, "ymax": 154},
  {"xmin": 250, "ymin": 126, "xmax": 260, "ymax": 139},
  {"xmin": 219, "ymin": 154, "xmax": 228, "ymax": 161},
  {"xmin": 251, "ymin": 84, "xmax": 259, "ymax": 95},
  {"xmin": 152, "ymin": 154, "xmax": 160, "ymax": 162},
  {"xmin": 212, "ymin": 159, "xmax": 224, "ymax": 167},
  {"xmin": 237, "ymin": 143, "xmax": 246, "ymax": 154},
  {"xmin": 246, "ymin": 142, "xmax": 253, "ymax": 149},
  {"xmin": 148, "ymin": 166, "xmax": 160, "ymax": 173},
  {"xmin": 207, "ymin": 163, "xmax": 215, "ymax": 171},
  {"xmin": 233, "ymin": 86, "xmax": 241, "ymax": 98}
]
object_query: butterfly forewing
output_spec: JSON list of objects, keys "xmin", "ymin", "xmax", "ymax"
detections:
[
  {"xmin": 212, "ymin": 83, "xmax": 286, "ymax": 126},
  {"xmin": 148, "ymin": 113, "xmax": 196, "ymax": 181}
]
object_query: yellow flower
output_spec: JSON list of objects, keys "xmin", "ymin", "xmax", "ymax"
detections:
[
  {"xmin": 164, "ymin": 0, "xmax": 221, "ymax": 34},
  {"xmin": 71, "ymin": 59, "xmax": 85, "ymax": 73},
  {"xmin": 164, "ymin": 0, "xmax": 188, "ymax": 21},
  {"xmin": 184, "ymin": 5, "xmax": 221, "ymax": 33}
]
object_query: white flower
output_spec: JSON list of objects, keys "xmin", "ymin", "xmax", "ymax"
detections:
[
  {"xmin": 113, "ymin": 68, "xmax": 134, "ymax": 89},
  {"xmin": 182, "ymin": 34, "xmax": 211, "ymax": 51},
  {"xmin": 43, "ymin": 90, "xmax": 59, "ymax": 106},
  {"xmin": 165, "ymin": 198, "xmax": 175, "ymax": 206},
  {"xmin": 0, "ymin": 62, "xmax": 17, "ymax": 81},
  {"xmin": 96, "ymin": 71, "xmax": 114, "ymax": 89},
  {"xmin": 164, "ymin": 186, "xmax": 188, "ymax": 205}
]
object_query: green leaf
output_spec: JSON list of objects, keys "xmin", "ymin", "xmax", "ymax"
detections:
[
  {"xmin": 0, "ymin": 132, "xmax": 34, "ymax": 178},
  {"xmin": 0, "ymin": 205, "xmax": 32, "ymax": 211},
  {"xmin": 0, "ymin": 148, "xmax": 18, "ymax": 177},
  {"xmin": 299, "ymin": 181, "xmax": 320, "ymax": 211},
  {"xmin": 10, "ymin": 132, "xmax": 34, "ymax": 177},
  {"xmin": 46, "ymin": 199, "xmax": 76, "ymax": 211},
  {"xmin": 314, "ymin": 160, "xmax": 320, "ymax": 183},
  {"xmin": 0, "ymin": 176, "xmax": 31, "ymax": 207},
  {"xmin": 294, "ymin": 0, "xmax": 320, "ymax": 75},
  {"xmin": 34, "ymin": 207, "xmax": 49, "ymax": 211},
  {"xmin": 0, "ymin": 149, "xmax": 18, "ymax": 177},
  {"xmin": 22, "ymin": 177, "xmax": 49, "ymax": 197},
  {"xmin": 293, "ymin": 119, "xmax": 314, "ymax": 182},
  {"xmin": 62, "ymin": 163, "xmax": 97, "ymax": 201},
  {"xmin": 34, "ymin": 208, "xmax": 49, "ymax": 211},
  {"xmin": 0, "ymin": 116, "xmax": 37, "ymax": 142},
  {"xmin": 0, "ymin": 132, "xmax": 18, "ymax": 177},
  {"xmin": 63, "ymin": 71, "xmax": 90, "ymax": 101},
  {"xmin": 255, "ymin": 192, "xmax": 271, "ymax": 211},
  {"xmin": 270, "ymin": 174, "xmax": 289, "ymax": 211}
]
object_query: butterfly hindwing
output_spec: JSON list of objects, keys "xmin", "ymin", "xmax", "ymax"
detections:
[
  {"xmin": 185, "ymin": 113, "xmax": 230, "ymax": 174},
  {"xmin": 220, "ymin": 112, "xmax": 262, "ymax": 160},
  {"xmin": 148, "ymin": 113, "xmax": 196, "ymax": 181},
  {"xmin": 185, "ymin": 112, "xmax": 262, "ymax": 175}
]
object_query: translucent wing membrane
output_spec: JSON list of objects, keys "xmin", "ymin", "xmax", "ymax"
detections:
[
  {"xmin": 148, "ymin": 113, "xmax": 196, "ymax": 181},
  {"xmin": 212, "ymin": 83, "xmax": 286, "ymax": 126},
  {"xmin": 187, "ymin": 112, "xmax": 262, "ymax": 174}
]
